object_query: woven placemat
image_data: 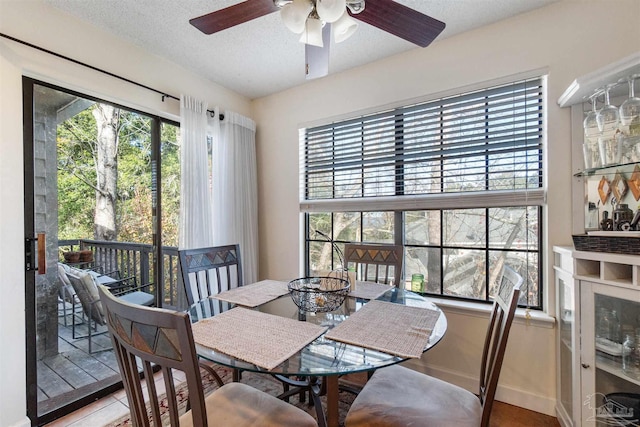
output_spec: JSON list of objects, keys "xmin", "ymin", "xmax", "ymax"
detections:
[
  {"xmin": 348, "ymin": 282, "xmax": 391, "ymax": 300},
  {"xmin": 324, "ymin": 300, "xmax": 440, "ymax": 359},
  {"xmin": 191, "ymin": 307, "xmax": 326, "ymax": 370},
  {"xmin": 212, "ymin": 280, "xmax": 289, "ymax": 307}
]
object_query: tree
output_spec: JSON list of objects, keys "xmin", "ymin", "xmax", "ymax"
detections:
[{"xmin": 92, "ymin": 104, "xmax": 119, "ymax": 240}]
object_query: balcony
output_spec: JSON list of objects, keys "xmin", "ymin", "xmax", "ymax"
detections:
[{"xmin": 38, "ymin": 239, "xmax": 186, "ymax": 416}]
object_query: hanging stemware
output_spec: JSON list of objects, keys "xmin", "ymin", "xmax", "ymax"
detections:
[
  {"xmin": 583, "ymin": 90, "xmax": 601, "ymax": 137},
  {"xmin": 583, "ymin": 91, "xmax": 602, "ymax": 169},
  {"xmin": 597, "ymin": 83, "xmax": 620, "ymax": 134},
  {"xmin": 620, "ymin": 74, "xmax": 640, "ymax": 127}
]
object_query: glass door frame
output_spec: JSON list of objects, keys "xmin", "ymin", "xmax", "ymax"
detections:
[{"xmin": 23, "ymin": 76, "xmax": 174, "ymax": 425}]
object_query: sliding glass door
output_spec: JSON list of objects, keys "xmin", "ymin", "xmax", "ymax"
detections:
[{"xmin": 23, "ymin": 78, "xmax": 180, "ymax": 425}]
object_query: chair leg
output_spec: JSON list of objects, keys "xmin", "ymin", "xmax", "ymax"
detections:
[{"xmin": 198, "ymin": 359, "xmax": 225, "ymax": 388}]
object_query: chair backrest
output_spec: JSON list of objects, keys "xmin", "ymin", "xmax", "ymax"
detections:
[
  {"xmin": 57, "ymin": 263, "xmax": 76, "ymax": 302},
  {"xmin": 178, "ymin": 244, "xmax": 243, "ymax": 305},
  {"xmin": 478, "ymin": 264, "xmax": 523, "ymax": 427},
  {"xmin": 97, "ymin": 284, "xmax": 208, "ymax": 427},
  {"xmin": 66, "ymin": 267, "xmax": 106, "ymax": 326},
  {"xmin": 344, "ymin": 243, "xmax": 403, "ymax": 287}
]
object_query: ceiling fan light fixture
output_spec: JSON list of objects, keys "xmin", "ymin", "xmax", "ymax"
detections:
[
  {"xmin": 281, "ymin": 0, "xmax": 314, "ymax": 34},
  {"xmin": 333, "ymin": 12, "xmax": 357, "ymax": 43},
  {"xmin": 316, "ymin": 0, "xmax": 346, "ymax": 23},
  {"xmin": 299, "ymin": 17, "xmax": 324, "ymax": 47},
  {"xmin": 346, "ymin": 0, "xmax": 365, "ymax": 14}
]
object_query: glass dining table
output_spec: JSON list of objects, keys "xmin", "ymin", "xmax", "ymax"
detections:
[{"xmin": 188, "ymin": 285, "xmax": 447, "ymax": 427}]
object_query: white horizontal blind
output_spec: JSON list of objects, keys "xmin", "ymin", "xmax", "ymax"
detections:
[{"xmin": 301, "ymin": 77, "xmax": 544, "ymax": 211}]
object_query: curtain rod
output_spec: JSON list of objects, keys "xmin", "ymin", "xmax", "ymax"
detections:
[{"xmin": 0, "ymin": 32, "xmax": 224, "ymax": 120}]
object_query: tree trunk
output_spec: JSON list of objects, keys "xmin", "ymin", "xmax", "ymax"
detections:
[{"xmin": 92, "ymin": 104, "xmax": 119, "ymax": 241}]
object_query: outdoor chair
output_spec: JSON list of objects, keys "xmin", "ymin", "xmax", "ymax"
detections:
[
  {"xmin": 96, "ymin": 284, "xmax": 318, "ymax": 427},
  {"xmin": 57, "ymin": 263, "xmax": 84, "ymax": 327},
  {"xmin": 345, "ymin": 265, "xmax": 523, "ymax": 427},
  {"xmin": 64, "ymin": 265, "xmax": 154, "ymax": 353},
  {"xmin": 344, "ymin": 243, "xmax": 403, "ymax": 287},
  {"xmin": 178, "ymin": 244, "xmax": 244, "ymax": 385}
]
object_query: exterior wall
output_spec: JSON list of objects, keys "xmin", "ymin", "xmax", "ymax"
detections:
[
  {"xmin": 0, "ymin": 2, "xmax": 251, "ymax": 426},
  {"xmin": 251, "ymin": 0, "xmax": 640, "ymax": 417},
  {"xmin": 34, "ymin": 104, "xmax": 60, "ymax": 358}
]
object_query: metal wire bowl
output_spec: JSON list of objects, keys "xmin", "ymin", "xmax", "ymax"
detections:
[{"xmin": 288, "ymin": 277, "xmax": 350, "ymax": 313}]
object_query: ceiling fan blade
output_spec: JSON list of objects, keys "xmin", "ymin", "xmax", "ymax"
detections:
[
  {"xmin": 305, "ymin": 24, "xmax": 331, "ymax": 80},
  {"xmin": 190, "ymin": 0, "xmax": 280, "ymax": 35},
  {"xmin": 350, "ymin": 0, "xmax": 445, "ymax": 48}
]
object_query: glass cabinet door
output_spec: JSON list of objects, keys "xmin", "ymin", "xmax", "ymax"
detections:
[{"xmin": 581, "ymin": 281, "xmax": 640, "ymax": 426}]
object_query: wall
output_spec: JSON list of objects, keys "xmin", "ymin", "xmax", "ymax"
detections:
[
  {"xmin": 252, "ymin": 0, "xmax": 640, "ymax": 416},
  {"xmin": 0, "ymin": 2, "xmax": 251, "ymax": 426}
]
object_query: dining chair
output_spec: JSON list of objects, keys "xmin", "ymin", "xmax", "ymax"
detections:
[
  {"xmin": 345, "ymin": 265, "xmax": 523, "ymax": 427},
  {"xmin": 178, "ymin": 244, "xmax": 243, "ymax": 305},
  {"xmin": 344, "ymin": 243, "xmax": 403, "ymax": 287},
  {"xmin": 96, "ymin": 284, "xmax": 318, "ymax": 427},
  {"xmin": 178, "ymin": 244, "xmax": 244, "ymax": 385}
]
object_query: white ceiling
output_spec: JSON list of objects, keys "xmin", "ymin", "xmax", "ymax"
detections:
[{"xmin": 44, "ymin": 0, "xmax": 559, "ymax": 100}]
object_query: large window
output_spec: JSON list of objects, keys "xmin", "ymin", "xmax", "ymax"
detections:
[{"xmin": 302, "ymin": 76, "xmax": 545, "ymax": 308}]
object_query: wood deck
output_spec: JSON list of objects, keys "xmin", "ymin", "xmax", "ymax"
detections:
[{"xmin": 37, "ymin": 311, "xmax": 121, "ymax": 415}]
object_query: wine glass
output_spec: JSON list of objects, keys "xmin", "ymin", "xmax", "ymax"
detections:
[
  {"xmin": 597, "ymin": 83, "xmax": 620, "ymax": 134},
  {"xmin": 583, "ymin": 91, "xmax": 601, "ymax": 137},
  {"xmin": 620, "ymin": 74, "xmax": 640, "ymax": 127},
  {"xmin": 583, "ymin": 91, "xmax": 602, "ymax": 168}
]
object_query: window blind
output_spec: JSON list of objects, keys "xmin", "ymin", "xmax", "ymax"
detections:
[{"xmin": 301, "ymin": 77, "xmax": 544, "ymax": 211}]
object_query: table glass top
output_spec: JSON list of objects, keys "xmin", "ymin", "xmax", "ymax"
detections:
[{"xmin": 188, "ymin": 287, "xmax": 447, "ymax": 377}]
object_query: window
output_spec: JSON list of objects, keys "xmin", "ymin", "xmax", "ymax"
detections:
[{"xmin": 301, "ymin": 76, "xmax": 545, "ymax": 308}]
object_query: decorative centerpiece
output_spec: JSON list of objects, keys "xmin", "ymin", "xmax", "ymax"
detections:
[{"xmin": 288, "ymin": 277, "xmax": 350, "ymax": 313}]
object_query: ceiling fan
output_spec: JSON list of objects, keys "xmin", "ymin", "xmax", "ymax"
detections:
[{"xmin": 190, "ymin": 0, "xmax": 445, "ymax": 80}]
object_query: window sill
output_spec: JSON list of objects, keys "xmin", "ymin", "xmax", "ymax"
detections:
[{"xmin": 428, "ymin": 297, "xmax": 556, "ymax": 329}]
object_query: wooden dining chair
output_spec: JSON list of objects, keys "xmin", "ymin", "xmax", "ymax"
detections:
[
  {"xmin": 96, "ymin": 284, "xmax": 318, "ymax": 427},
  {"xmin": 178, "ymin": 244, "xmax": 244, "ymax": 384},
  {"xmin": 178, "ymin": 244, "xmax": 243, "ymax": 305},
  {"xmin": 344, "ymin": 243, "xmax": 403, "ymax": 287},
  {"xmin": 345, "ymin": 265, "xmax": 523, "ymax": 427}
]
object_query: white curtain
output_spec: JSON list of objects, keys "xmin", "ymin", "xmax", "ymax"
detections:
[
  {"xmin": 210, "ymin": 111, "xmax": 259, "ymax": 284},
  {"xmin": 178, "ymin": 95, "xmax": 214, "ymax": 249}
]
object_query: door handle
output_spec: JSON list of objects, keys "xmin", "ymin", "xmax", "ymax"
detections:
[{"xmin": 25, "ymin": 233, "xmax": 46, "ymax": 274}]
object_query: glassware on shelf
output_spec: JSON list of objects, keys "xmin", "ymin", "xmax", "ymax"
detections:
[
  {"xmin": 622, "ymin": 333, "xmax": 634, "ymax": 367},
  {"xmin": 623, "ymin": 330, "xmax": 640, "ymax": 380},
  {"xmin": 584, "ymin": 91, "xmax": 601, "ymax": 138},
  {"xmin": 597, "ymin": 84, "xmax": 620, "ymax": 134},
  {"xmin": 583, "ymin": 92, "xmax": 603, "ymax": 169},
  {"xmin": 598, "ymin": 135, "xmax": 622, "ymax": 166},
  {"xmin": 597, "ymin": 307, "xmax": 613, "ymax": 341},
  {"xmin": 620, "ymin": 74, "xmax": 640, "ymax": 129}
]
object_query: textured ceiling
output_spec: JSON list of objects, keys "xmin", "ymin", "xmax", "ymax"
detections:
[{"xmin": 44, "ymin": 0, "xmax": 559, "ymax": 100}]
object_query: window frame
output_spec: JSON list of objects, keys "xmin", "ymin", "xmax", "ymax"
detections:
[{"xmin": 301, "ymin": 75, "xmax": 546, "ymax": 309}]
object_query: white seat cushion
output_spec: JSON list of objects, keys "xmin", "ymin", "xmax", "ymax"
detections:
[
  {"xmin": 179, "ymin": 382, "xmax": 317, "ymax": 427},
  {"xmin": 346, "ymin": 364, "xmax": 482, "ymax": 427}
]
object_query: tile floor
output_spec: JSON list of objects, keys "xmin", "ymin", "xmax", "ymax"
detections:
[{"xmin": 44, "ymin": 370, "xmax": 187, "ymax": 427}]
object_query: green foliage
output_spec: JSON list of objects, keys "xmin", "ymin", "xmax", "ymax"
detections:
[{"xmin": 57, "ymin": 103, "xmax": 181, "ymax": 246}]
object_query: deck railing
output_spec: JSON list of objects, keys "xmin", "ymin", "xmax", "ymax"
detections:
[{"xmin": 58, "ymin": 239, "xmax": 188, "ymax": 310}]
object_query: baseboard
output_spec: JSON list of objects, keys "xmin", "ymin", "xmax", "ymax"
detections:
[
  {"xmin": 7, "ymin": 417, "xmax": 31, "ymax": 427},
  {"xmin": 402, "ymin": 360, "xmax": 557, "ymax": 417}
]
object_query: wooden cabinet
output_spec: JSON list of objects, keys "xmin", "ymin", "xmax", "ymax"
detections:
[{"xmin": 554, "ymin": 246, "xmax": 640, "ymax": 427}]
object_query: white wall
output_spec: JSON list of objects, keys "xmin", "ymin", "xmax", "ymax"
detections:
[
  {"xmin": 251, "ymin": 0, "xmax": 640, "ymax": 416},
  {"xmin": 0, "ymin": 2, "xmax": 251, "ymax": 426}
]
